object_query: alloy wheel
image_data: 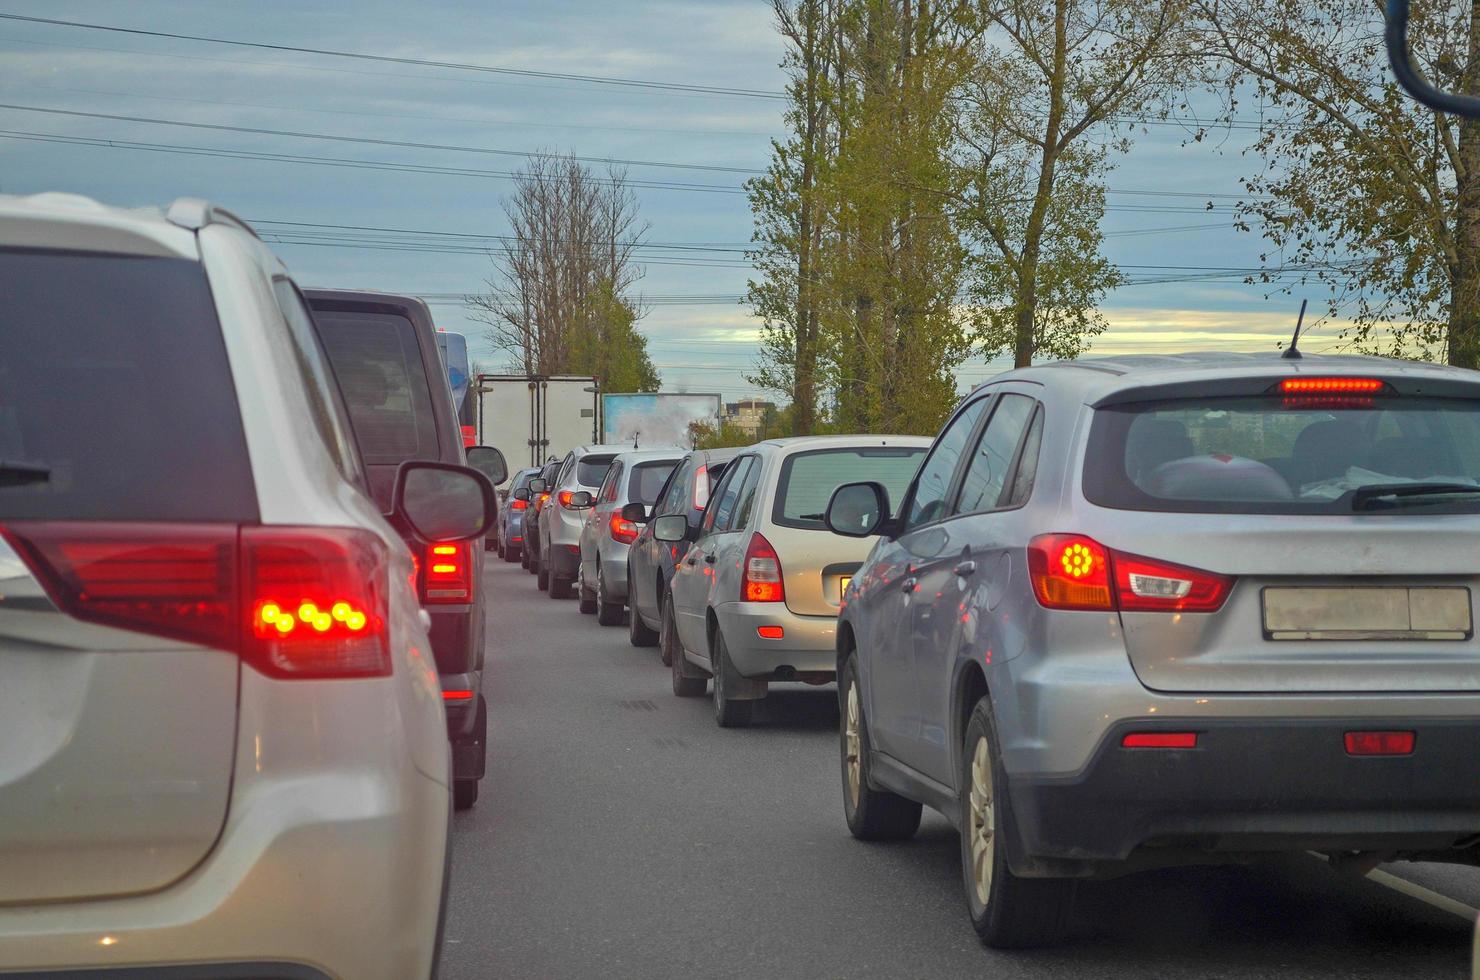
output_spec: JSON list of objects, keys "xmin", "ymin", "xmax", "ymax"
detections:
[{"xmin": 968, "ymin": 735, "xmax": 996, "ymax": 906}]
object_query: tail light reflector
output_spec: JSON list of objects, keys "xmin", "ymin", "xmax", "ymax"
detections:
[
  {"xmin": 442, "ymin": 689, "xmax": 475, "ymax": 702},
  {"xmin": 610, "ymin": 513, "xmax": 640, "ymax": 544},
  {"xmin": 1122, "ymin": 732, "xmax": 1198, "ymax": 749},
  {"xmin": 742, "ymin": 532, "xmax": 785, "ymax": 603},
  {"xmin": 421, "ymin": 541, "xmax": 473, "ymax": 604},
  {"xmin": 243, "ymin": 526, "xmax": 390, "ymax": 678},
  {"xmin": 757, "ymin": 625, "xmax": 784, "ymax": 639},
  {"xmin": 1345, "ymin": 731, "xmax": 1415, "ymax": 756},
  {"xmin": 1028, "ymin": 534, "xmax": 1232, "ymax": 613}
]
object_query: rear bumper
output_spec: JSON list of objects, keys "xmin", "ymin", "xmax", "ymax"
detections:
[
  {"xmin": 600, "ymin": 553, "xmax": 629, "ymax": 599},
  {"xmin": 546, "ymin": 543, "xmax": 581, "ymax": 579},
  {"xmin": 1008, "ymin": 717, "xmax": 1480, "ymax": 869},
  {"xmin": 715, "ymin": 602, "xmax": 838, "ymax": 678}
]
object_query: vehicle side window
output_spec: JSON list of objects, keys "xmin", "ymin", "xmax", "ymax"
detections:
[
  {"xmin": 703, "ymin": 457, "xmax": 752, "ymax": 534},
  {"xmin": 1005, "ymin": 408, "xmax": 1044, "ymax": 507},
  {"xmin": 954, "ymin": 394, "xmax": 1036, "ymax": 516},
  {"xmin": 732, "ymin": 456, "xmax": 764, "ymax": 529},
  {"xmin": 601, "ymin": 462, "xmax": 623, "ymax": 503},
  {"xmin": 271, "ymin": 278, "xmax": 366, "ymax": 491},
  {"xmin": 653, "ymin": 463, "xmax": 685, "ymax": 515},
  {"xmin": 904, "ymin": 397, "xmax": 990, "ymax": 530}
]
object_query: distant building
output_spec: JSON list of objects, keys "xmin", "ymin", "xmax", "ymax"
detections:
[{"xmin": 723, "ymin": 398, "xmax": 777, "ymax": 438}]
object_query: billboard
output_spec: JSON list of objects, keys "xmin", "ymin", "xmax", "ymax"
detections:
[{"xmin": 601, "ymin": 392, "xmax": 722, "ymax": 449}]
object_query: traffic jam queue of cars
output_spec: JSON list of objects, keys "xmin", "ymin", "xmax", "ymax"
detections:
[
  {"xmin": 0, "ymin": 193, "xmax": 508, "ymax": 978},
  {"xmin": 522, "ymin": 353, "xmax": 1480, "ymax": 950}
]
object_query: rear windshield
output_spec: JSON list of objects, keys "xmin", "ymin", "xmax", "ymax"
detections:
[
  {"xmin": 0, "ymin": 249, "xmax": 256, "ymax": 522},
  {"xmin": 629, "ymin": 461, "xmax": 679, "ymax": 505},
  {"xmin": 1085, "ymin": 396, "xmax": 1480, "ymax": 514},
  {"xmin": 577, "ymin": 454, "xmax": 616, "ymax": 488},
  {"xmin": 773, "ymin": 447, "xmax": 927, "ymax": 529},
  {"xmin": 312, "ymin": 310, "xmax": 440, "ymax": 464},
  {"xmin": 512, "ymin": 469, "xmax": 538, "ymax": 490}
]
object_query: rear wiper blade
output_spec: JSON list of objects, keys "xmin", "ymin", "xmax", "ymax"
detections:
[
  {"xmin": 0, "ymin": 460, "xmax": 50, "ymax": 488},
  {"xmin": 1351, "ymin": 482, "xmax": 1480, "ymax": 510}
]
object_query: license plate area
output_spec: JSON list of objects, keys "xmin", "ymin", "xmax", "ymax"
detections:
[{"xmin": 1262, "ymin": 587, "xmax": 1472, "ymax": 641}]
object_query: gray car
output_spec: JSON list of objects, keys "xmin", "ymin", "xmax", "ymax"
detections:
[
  {"xmin": 575, "ymin": 449, "xmax": 683, "ymax": 625},
  {"xmin": 825, "ymin": 351, "xmax": 1480, "ymax": 949},
  {"xmin": 656, "ymin": 436, "xmax": 930, "ymax": 726},
  {"xmin": 499, "ymin": 467, "xmax": 540, "ymax": 563}
]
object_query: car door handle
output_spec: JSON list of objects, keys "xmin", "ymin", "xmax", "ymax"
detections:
[
  {"xmin": 686, "ymin": 558, "xmax": 697, "ymax": 566},
  {"xmin": 900, "ymin": 576, "xmax": 917, "ymax": 593},
  {"xmin": 704, "ymin": 555, "xmax": 716, "ymax": 564},
  {"xmin": 954, "ymin": 560, "xmax": 977, "ymax": 577}
]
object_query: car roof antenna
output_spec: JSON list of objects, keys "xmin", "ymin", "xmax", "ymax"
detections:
[{"xmin": 1282, "ymin": 299, "xmax": 1307, "ymax": 360}]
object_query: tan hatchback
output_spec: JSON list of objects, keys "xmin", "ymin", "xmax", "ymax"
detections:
[{"xmin": 656, "ymin": 435, "xmax": 929, "ymax": 726}]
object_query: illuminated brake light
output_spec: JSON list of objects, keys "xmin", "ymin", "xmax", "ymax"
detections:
[
  {"xmin": 1122, "ymin": 732, "xmax": 1198, "ymax": 749},
  {"xmin": 609, "ymin": 513, "xmax": 640, "ymax": 544},
  {"xmin": 1028, "ymin": 534, "xmax": 1231, "ymax": 613},
  {"xmin": 1279, "ymin": 377, "xmax": 1385, "ymax": 394},
  {"xmin": 558, "ymin": 490, "xmax": 574, "ymax": 509},
  {"xmin": 421, "ymin": 540, "xmax": 473, "ymax": 604},
  {"xmin": 511, "ymin": 498, "xmax": 528, "ymax": 511},
  {"xmin": 742, "ymin": 532, "xmax": 785, "ymax": 603},
  {"xmin": 1345, "ymin": 731, "xmax": 1415, "ymax": 756}
]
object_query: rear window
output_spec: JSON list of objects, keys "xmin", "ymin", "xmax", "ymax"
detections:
[
  {"xmin": 312, "ymin": 310, "xmax": 440, "ymax": 464},
  {"xmin": 577, "ymin": 454, "xmax": 616, "ymax": 488},
  {"xmin": 629, "ymin": 461, "xmax": 679, "ymax": 506},
  {"xmin": 1085, "ymin": 396, "xmax": 1480, "ymax": 514},
  {"xmin": 513, "ymin": 470, "xmax": 537, "ymax": 490},
  {"xmin": 773, "ymin": 447, "xmax": 927, "ymax": 529},
  {"xmin": 0, "ymin": 249, "xmax": 256, "ymax": 521}
]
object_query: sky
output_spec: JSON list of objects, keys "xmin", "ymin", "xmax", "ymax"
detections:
[{"xmin": 0, "ymin": 0, "xmax": 1368, "ymax": 401}]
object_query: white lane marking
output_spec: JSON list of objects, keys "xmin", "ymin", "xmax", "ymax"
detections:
[{"xmin": 1365, "ymin": 868, "xmax": 1480, "ymax": 921}]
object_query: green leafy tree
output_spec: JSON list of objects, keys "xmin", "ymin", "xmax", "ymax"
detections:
[{"xmin": 567, "ymin": 280, "xmax": 661, "ymax": 392}]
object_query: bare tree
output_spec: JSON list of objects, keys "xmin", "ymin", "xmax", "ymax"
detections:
[{"xmin": 469, "ymin": 152, "xmax": 652, "ymax": 376}]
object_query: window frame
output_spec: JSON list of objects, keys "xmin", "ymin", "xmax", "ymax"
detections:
[
  {"xmin": 898, "ymin": 393, "xmax": 995, "ymax": 533},
  {"xmin": 951, "ymin": 394, "xmax": 1042, "ymax": 519},
  {"xmin": 701, "ymin": 455, "xmax": 754, "ymax": 535}
]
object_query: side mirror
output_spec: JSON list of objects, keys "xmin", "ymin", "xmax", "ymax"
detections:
[
  {"xmin": 569, "ymin": 490, "xmax": 594, "ymax": 509},
  {"xmin": 620, "ymin": 501, "xmax": 649, "ymax": 524},
  {"xmin": 392, "ymin": 461, "xmax": 495, "ymax": 542},
  {"xmin": 529, "ymin": 477, "xmax": 548, "ymax": 494},
  {"xmin": 825, "ymin": 482, "xmax": 890, "ymax": 538},
  {"xmin": 466, "ymin": 446, "xmax": 508, "ymax": 486},
  {"xmin": 652, "ymin": 514, "xmax": 689, "ymax": 543},
  {"xmin": 1386, "ymin": 0, "xmax": 1480, "ymax": 118},
  {"xmin": 512, "ymin": 488, "xmax": 531, "ymax": 502}
]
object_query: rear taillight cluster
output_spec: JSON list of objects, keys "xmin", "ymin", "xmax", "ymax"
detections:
[
  {"xmin": 741, "ymin": 532, "xmax": 785, "ymax": 603},
  {"xmin": 510, "ymin": 498, "xmax": 528, "ymax": 511},
  {"xmin": 1027, "ymin": 534, "xmax": 1231, "ymax": 613},
  {"xmin": 420, "ymin": 541, "xmax": 473, "ymax": 604},
  {"xmin": 2, "ymin": 522, "xmax": 390, "ymax": 678},
  {"xmin": 609, "ymin": 513, "xmax": 640, "ymax": 544},
  {"xmin": 557, "ymin": 490, "xmax": 575, "ymax": 509}
]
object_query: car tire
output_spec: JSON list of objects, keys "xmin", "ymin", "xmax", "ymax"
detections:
[
  {"xmin": 504, "ymin": 543, "xmax": 519, "ymax": 564},
  {"xmin": 596, "ymin": 566, "xmax": 624, "ymax": 626},
  {"xmin": 536, "ymin": 555, "xmax": 549, "ymax": 591},
  {"xmin": 711, "ymin": 631, "xmax": 754, "ymax": 728},
  {"xmin": 628, "ymin": 570, "xmax": 660, "ymax": 647},
  {"xmin": 960, "ymin": 696, "xmax": 1075, "ymax": 949},
  {"xmin": 521, "ymin": 545, "xmax": 531, "ymax": 570},
  {"xmin": 453, "ymin": 778, "xmax": 479, "ymax": 811},
  {"xmin": 667, "ymin": 593, "xmax": 706, "ymax": 697},
  {"xmin": 839, "ymin": 656, "xmax": 922, "ymax": 841}
]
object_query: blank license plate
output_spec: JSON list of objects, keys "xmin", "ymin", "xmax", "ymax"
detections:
[{"xmin": 1262, "ymin": 587, "xmax": 1472, "ymax": 640}]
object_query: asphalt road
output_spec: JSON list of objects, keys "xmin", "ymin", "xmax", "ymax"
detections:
[{"xmin": 442, "ymin": 555, "xmax": 1479, "ymax": 979}]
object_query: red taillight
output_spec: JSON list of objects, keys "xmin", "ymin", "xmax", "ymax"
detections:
[
  {"xmin": 3, "ymin": 522, "xmax": 393, "ymax": 678},
  {"xmin": 535, "ymin": 492, "xmax": 551, "ymax": 513},
  {"xmin": 511, "ymin": 498, "xmax": 528, "ymax": 511},
  {"xmin": 693, "ymin": 464, "xmax": 710, "ymax": 510},
  {"xmin": 1122, "ymin": 732, "xmax": 1198, "ymax": 749},
  {"xmin": 742, "ymin": 532, "xmax": 785, "ymax": 603},
  {"xmin": 1029, "ymin": 534, "xmax": 1231, "ymax": 613},
  {"xmin": 442, "ymin": 689, "xmax": 475, "ymax": 702},
  {"xmin": 2, "ymin": 522, "xmax": 238, "ymax": 650},
  {"xmin": 421, "ymin": 541, "xmax": 473, "ymax": 604},
  {"xmin": 558, "ymin": 490, "xmax": 574, "ymax": 509},
  {"xmin": 243, "ymin": 526, "xmax": 391, "ymax": 678},
  {"xmin": 1345, "ymin": 731, "xmax": 1415, "ymax": 756},
  {"xmin": 610, "ymin": 513, "xmax": 639, "ymax": 544},
  {"xmin": 1279, "ymin": 377, "xmax": 1384, "ymax": 394}
]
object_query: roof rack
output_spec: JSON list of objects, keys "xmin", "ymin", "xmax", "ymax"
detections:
[{"xmin": 164, "ymin": 198, "xmax": 262, "ymax": 240}]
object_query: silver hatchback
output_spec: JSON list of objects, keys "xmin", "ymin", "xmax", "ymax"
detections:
[
  {"xmin": 826, "ymin": 352, "xmax": 1480, "ymax": 948},
  {"xmin": 575, "ymin": 448, "xmax": 683, "ymax": 625}
]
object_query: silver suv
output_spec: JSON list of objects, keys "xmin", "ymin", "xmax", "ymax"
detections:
[
  {"xmin": 0, "ymin": 193, "xmax": 494, "ymax": 977},
  {"xmin": 826, "ymin": 352, "xmax": 1480, "ymax": 948},
  {"xmin": 536, "ymin": 444, "xmax": 618, "ymax": 598},
  {"xmin": 574, "ymin": 448, "xmax": 683, "ymax": 625}
]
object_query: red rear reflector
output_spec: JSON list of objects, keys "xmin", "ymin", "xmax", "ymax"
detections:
[
  {"xmin": 757, "ymin": 625, "xmax": 784, "ymax": 639},
  {"xmin": 742, "ymin": 532, "xmax": 785, "ymax": 603},
  {"xmin": 1279, "ymin": 377, "xmax": 1384, "ymax": 394},
  {"xmin": 1028, "ymin": 534, "xmax": 1231, "ymax": 613},
  {"xmin": 421, "ymin": 540, "xmax": 473, "ymax": 604},
  {"xmin": 610, "ymin": 513, "xmax": 639, "ymax": 544},
  {"xmin": 2, "ymin": 522, "xmax": 238, "ymax": 650},
  {"xmin": 1345, "ymin": 731, "xmax": 1415, "ymax": 756},
  {"xmin": 1122, "ymin": 732, "xmax": 1198, "ymax": 749},
  {"xmin": 460, "ymin": 424, "xmax": 476, "ymax": 448},
  {"xmin": 442, "ymin": 689, "xmax": 475, "ymax": 702}
]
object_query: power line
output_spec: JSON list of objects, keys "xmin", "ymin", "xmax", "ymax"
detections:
[{"xmin": 0, "ymin": 12, "xmax": 786, "ymax": 101}]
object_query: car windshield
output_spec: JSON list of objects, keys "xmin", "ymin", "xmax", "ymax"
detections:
[
  {"xmin": 1086, "ymin": 396, "xmax": 1480, "ymax": 514},
  {"xmin": 773, "ymin": 447, "xmax": 927, "ymax": 528},
  {"xmin": 313, "ymin": 310, "xmax": 440, "ymax": 464},
  {"xmin": 629, "ymin": 460, "xmax": 678, "ymax": 505},
  {"xmin": 576, "ymin": 454, "xmax": 616, "ymax": 487}
]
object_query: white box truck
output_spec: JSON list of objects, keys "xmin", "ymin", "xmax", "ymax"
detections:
[{"xmin": 474, "ymin": 375, "xmax": 600, "ymax": 470}]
